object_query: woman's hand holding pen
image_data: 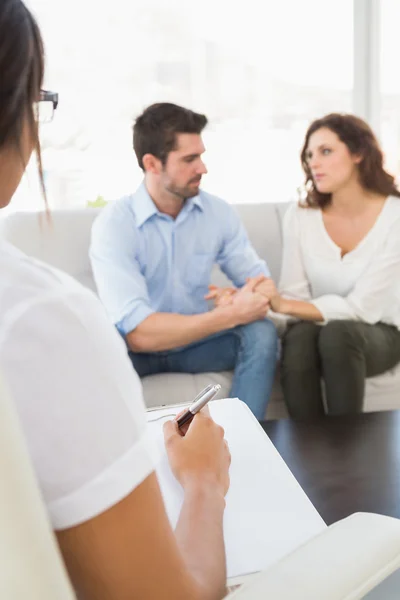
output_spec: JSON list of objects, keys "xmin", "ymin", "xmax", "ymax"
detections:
[{"xmin": 163, "ymin": 408, "xmax": 231, "ymax": 498}]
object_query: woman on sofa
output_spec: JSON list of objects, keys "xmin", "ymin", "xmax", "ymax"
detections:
[
  {"xmin": 0, "ymin": 1, "xmax": 231, "ymax": 599},
  {"xmin": 257, "ymin": 113, "xmax": 400, "ymax": 419}
]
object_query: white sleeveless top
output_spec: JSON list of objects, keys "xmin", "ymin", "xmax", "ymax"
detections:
[
  {"xmin": 279, "ymin": 196, "xmax": 400, "ymax": 328},
  {"xmin": 0, "ymin": 240, "xmax": 155, "ymax": 530}
]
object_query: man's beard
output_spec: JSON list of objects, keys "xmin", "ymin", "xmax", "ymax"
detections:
[{"xmin": 165, "ymin": 178, "xmax": 201, "ymax": 200}]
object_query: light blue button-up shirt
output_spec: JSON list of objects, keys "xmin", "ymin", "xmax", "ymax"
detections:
[{"xmin": 90, "ymin": 183, "xmax": 270, "ymax": 335}]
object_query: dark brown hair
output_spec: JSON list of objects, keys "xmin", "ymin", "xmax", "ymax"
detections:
[
  {"xmin": 300, "ymin": 113, "xmax": 400, "ymax": 208},
  {"xmin": 133, "ymin": 103, "xmax": 208, "ymax": 170},
  {"xmin": 0, "ymin": 0, "xmax": 45, "ymax": 190}
]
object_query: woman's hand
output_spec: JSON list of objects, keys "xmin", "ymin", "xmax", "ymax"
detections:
[
  {"xmin": 163, "ymin": 409, "xmax": 231, "ymax": 498},
  {"xmin": 253, "ymin": 277, "xmax": 284, "ymax": 312}
]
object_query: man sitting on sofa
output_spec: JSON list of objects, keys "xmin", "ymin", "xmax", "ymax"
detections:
[{"xmin": 89, "ymin": 102, "xmax": 278, "ymax": 419}]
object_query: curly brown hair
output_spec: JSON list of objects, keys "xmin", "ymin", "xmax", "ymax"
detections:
[{"xmin": 300, "ymin": 113, "xmax": 400, "ymax": 208}]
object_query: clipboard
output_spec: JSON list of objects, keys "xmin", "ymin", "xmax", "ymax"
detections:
[{"xmin": 146, "ymin": 397, "xmax": 326, "ymax": 583}]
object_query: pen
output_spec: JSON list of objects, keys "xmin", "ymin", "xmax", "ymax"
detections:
[{"xmin": 176, "ymin": 383, "xmax": 221, "ymax": 429}]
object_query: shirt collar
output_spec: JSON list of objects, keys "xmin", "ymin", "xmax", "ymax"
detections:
[
  {"xmin": 184, "ymin": 194, "xmax": 204, "ymax": 213},
  {"xmin": 132, "ymin": 182, "xmax": 204, "ymax": 228},
  {"xmin": 131, "ymin": 183, "xmax": 160, "ymax": 228}
]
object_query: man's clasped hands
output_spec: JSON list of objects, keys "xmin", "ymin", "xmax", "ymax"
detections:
[{"xmin": 205, "ymin": 274, "xmax": 284, "ymax": 320}]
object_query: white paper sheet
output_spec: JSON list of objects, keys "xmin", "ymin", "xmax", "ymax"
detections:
[{"xmin": 147, "ymin": 397, "xmax": 326, "ymax": 579}]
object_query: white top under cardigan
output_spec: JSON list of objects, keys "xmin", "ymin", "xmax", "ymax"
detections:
[
  {"xmin": 278, "ymin": 196, "xmax": 400, "ymax": 328},
  {"xmin": 0, "ymin": 240, "xmax": 156, "ymax": 530}
]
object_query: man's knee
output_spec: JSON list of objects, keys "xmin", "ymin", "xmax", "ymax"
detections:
[
  {"xmin": 237, "ymin": 319, "xmax": 278, "ymax": 356},
  {"xmin": 318, "ymin": 320, "xmax": 365, "ymax": 359}
]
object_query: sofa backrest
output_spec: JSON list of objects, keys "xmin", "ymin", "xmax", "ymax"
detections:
[
  {"xmin": 0, "ymin": 209, "xmax": 100, "ymax": 292},
  {"xmin": 0, "ymin": 202, "xmax": 291, "ymax": 292}
]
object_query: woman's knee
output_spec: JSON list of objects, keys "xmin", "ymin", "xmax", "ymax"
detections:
[
  {"xmin": 281, "ymin": 322, "xmax": 319, "ymax": 368},
  {"xmin": 318, "ymin": 320, "xmax": 365, "ymax": 359}
]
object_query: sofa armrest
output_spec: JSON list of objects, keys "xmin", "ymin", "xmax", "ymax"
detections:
[
  {"xmin": 229, "ymin": 512, "xmax": 400, "ymax": 599},
  {"xmin": 0, "ymin": 372, "xmax": 76, "ymax": 599}
]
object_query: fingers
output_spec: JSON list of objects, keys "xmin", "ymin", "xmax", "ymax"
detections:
[
  {"xmin": 173, "ymin": 408, "xmax": 190, "ymax": 435},
  {"xmin": 205, "ymin": 286, "xmax": 236, "ymax": 301},
  {"xmin": 246, "ymin": 274, "xmax": 267, "ymax": 284},
  {"xmin": 219, "ymin": 295, "xmax": 234, "ymax": 307},
  {"xmin": 224, "ymin": 439, "xmax": 232, "ymax": 465},
  {"xmin": 204, "ymin": 285, "xmax": 218, "ymax": 300},
  {"xmin": 186, "ymin": 407, "xmax": 220, "ymax": 438},
  {"xmin": 256, "ymin": 289, "xmax": 272, "ymax": 303},
  {"xmin": 175, "ymin": 405, "xmax": 213, "ymax": 437},
  {"xmin": 175, "ymin": 408, "xmax": 187, "ymax": 420},
  {"xmin": 163, "ymin": 419, "xmax": 180, "ymax": 445},
  {"xmin": 199, "ymin": 404, "xmax": 211, "ymax": 416},
  {"xmin": 253, "ymin": 278, "xmax": 277, "ymax": 299},
  {"xmin": 187, "ymin": 407, "xmax": 212, "ymax": 430},
  {"xmin": 242, "ymin": 274, "xmax": 267, "ymax": 293}
]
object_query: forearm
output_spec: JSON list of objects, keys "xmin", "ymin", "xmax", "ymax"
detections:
[
  {"xmin": 279, "ymin": 297, "xmax": 324, "ymax": 322},
  {"xmin": 175, "ymin": 482, "xmax": 227, "ymax": 600},
  {"xmin": 126, "ymin": 309, "xmax": 235, "ymax": 352}
]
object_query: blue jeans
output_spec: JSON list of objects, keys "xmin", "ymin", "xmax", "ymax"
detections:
[{"xmin": 128, "ymin": 320, "xmax": 278, "ymax": 419}]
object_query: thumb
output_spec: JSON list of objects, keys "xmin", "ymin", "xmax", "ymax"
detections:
[
  {"xmin": 204, "ymin": 291, "xmax": 217, "ymax": 300},
  {"xmin": 163, "ymin": 419, "xmax": 181, "ymax": 444}
]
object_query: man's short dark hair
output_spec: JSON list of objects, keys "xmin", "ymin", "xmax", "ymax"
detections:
[{"xmin": 133, "ymin": 103, "xmax": 208, "ymax": 171}]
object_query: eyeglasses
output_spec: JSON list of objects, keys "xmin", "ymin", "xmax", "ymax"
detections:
[{"xmin": 34, "ymin": 90, "xmax": 59, "ymax": 124}]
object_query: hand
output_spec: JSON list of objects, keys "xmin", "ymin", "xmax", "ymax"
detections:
[
  {"xmin": 226, "ymin": 274, "xmax": 270, "ymax": 326},
  {"xmin": 253, "ymin": 277, "xmax": 283, "ymax": 312},
  {"xmin": 163, "ymin": 408, "xmax": 231, "ymax": 497},
  {"xmin": 205, "ymin": 284, "xmax": 236, "ymax": 307}
]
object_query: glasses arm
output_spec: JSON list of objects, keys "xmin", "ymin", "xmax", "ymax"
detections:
[{"xmin": 40, "ymin": 90, "xmax": 59, "ymax": 110}]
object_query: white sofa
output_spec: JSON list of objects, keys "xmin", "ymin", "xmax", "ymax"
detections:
[{"xmin": 2, "ymin": 203, "xmax": 400, "ymax": 419}]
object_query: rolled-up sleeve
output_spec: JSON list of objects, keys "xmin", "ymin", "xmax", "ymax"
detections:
[
  {"xmin": 1, "ymin": 288, "xmax": 157, "ymax": 530},
  {"xmin": 90, "ymin": 203, "xmax": 155, "ymax": 335},
  {"xmin": 217, "ymin": 204, "xmax": 269, "ymax": 287}
]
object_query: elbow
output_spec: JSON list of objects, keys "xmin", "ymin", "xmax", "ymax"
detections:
[
  {"xmin": 126, "ymin": 330, "xmax": 152, "ymax": 353},
  {"xmin": 183, "ymin": 579, "xmax": 227, "ymax": 600},
  {"xmin": 126, "ymin": 328, "xmax": 164, "ymax": 353},
  {"xmin": 357, "ymin": 313, "xmax": 378, "ymax": 326},
  {"xmin": 347, "ymin": 299, "xmax": 380, "ymax": 325}
]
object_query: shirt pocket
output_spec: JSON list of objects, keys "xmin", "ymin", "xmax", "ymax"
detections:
[{"xmin": 184, "ymin": 253, "xmax": 214, "ymax": 291}]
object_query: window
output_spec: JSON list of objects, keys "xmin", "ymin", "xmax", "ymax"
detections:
[
  {"xmin": 380, "ymin": 0, "xmax": 400, "ymax": 178},
  {"xmin": 14, "ymin": 0, "xmax": 353, "ymax": 211}
]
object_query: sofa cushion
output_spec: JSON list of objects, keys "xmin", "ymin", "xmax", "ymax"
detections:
[
  {"xmin": 0, "ymin": 209, "xmax": 100, "ymax": 292},
  {"xmin": 142, "ymin": 369, "xmax": 288, "ymax": 420}
]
